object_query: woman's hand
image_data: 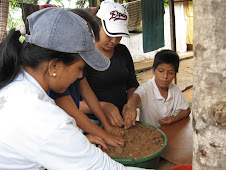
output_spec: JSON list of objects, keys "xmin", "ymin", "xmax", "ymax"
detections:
[
  {"xmin": 102, "ymin": 132, "xmax": 125, "ymax": 148},
  {"xmin": 101, "ymin": 102, "xmax": 124, "ymax": 127},
  {"xmin": 104, "ymin": 124, "xmax": 125, "ymax": 137},
  {"xmin": 86, "ymin": 134, "xmax": 107, "ymax": 150}
]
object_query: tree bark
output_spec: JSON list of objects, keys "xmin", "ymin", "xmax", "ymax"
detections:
[
  {"xmin": 193, "ymin": 0, "xmax": 226, "ymax": 169},
  {"xmin": 0, "ymin": 0, "xmax": 9, "ymax": 42}
]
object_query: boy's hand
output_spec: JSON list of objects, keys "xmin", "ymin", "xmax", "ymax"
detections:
[
  {"xmin": 122, "ymin": 104, "xmax": 137, "ymax": 129},
  {"xmin": 159, "ymin": 108, "xmax": 191, "ymax": 126},
  {"xmin": 159, "ymin": 116, "xmax": 176, "ymax": 125}
]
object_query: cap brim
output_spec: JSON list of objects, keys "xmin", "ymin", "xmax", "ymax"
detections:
[
  {"xmin": 102, "ymin": 20, "xmax": 129, "ymax": 37},
  {"xmin": 79, "ymin": 48, "xmax": 110, "ymax": 71}
]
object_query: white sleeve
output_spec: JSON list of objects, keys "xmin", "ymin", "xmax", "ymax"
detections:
[
  {"xmin": 173, "ymin": 87, "xmax": 190, "ymax": 116},
  {"xmin": 134, "ymin": 82, "xmax": 149, "ymax": 101},
  {"xmin": 36, "ymin": 121, "xmax": 127, "ymax": 170}
]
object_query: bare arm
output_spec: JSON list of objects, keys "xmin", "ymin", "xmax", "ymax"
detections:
[
  {"xmin": 79, "ymin": 78, "xmax": 124, "ymax": 127},
  {"xmin": 80, "ymin": 100, "xmax": 124, "ymax": 127},
  {"xmin": 55, "ymin": 95, "xmax": 124, "ymax": 147},
  {"xmin": 159, "ymin": 107, "xmax": 191, "ymax": 125},
  {"xmin": 79, "ymin": 78, "xmax": 124, "ymax": 132},
  {"xmin": 122, "ymin": 93, "xmax": 141, "ymax": 129},
  {"xmin": 127, "ymin": 87, "xmax": 137, "ymax": 99}
]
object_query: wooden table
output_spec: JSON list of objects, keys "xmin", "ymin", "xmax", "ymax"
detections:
[{"xmin": 159, "ymin": 114, "xmax": 193, "ymax": 165}]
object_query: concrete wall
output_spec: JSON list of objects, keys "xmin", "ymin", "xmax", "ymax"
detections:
[{"xmin": 120, "ymin": 3, "xmax": 187, "ymax": 62}]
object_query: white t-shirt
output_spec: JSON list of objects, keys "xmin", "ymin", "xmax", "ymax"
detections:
[
  {"xmin": 135, "ymin": 77, "xmax": 189, "ymax": 127},
  {"xmin": 0, "ymin": 70, "xmax": 142, "ymax": 170}
]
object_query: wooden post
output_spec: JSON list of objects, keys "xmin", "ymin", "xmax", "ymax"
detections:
[
  {"xmin": 169, "ymin": 0, "xmax": 177, "ymax": 84},
  {"xmin": 169, "ymin": 0, "xmax": 176, "ymax": 52}
]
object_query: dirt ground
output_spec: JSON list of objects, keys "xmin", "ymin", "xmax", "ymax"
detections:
[{"xmin": 103, "ymin": 122, "xmax": 164, "ymax": 159}]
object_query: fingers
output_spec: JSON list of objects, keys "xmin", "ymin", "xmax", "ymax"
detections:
[
  {"xmin": 121, "ymin": 104, "xmax": 127, "ymax": 116},
  {"xmin": 105, "ymin": 133, "xmax": 125, "ymax": 148},
  {"xmin": 103, "ymin": 104, "xmax": 124, "ymax": 127},
  {"xmin": 86, "ymin": 134, "xmax": 108, "ymax": 150},
  {"xmin": 112, "ymin": 114, "xmax": 124, "ymax": 127},
  {"xmin": 107, "ymin": 110, "xmax": 124, "ymax": 127},
  {"xmin": 111, "ymin": 126, "xmax": 125, "ymax": 136},
  {"xmin": 123, "ymin": 106, "xmax": 137, "ymax": 129},
  {"xmin": 124, "ymin": 112, "xmax": 135, "ymax": 129},
  {"xmin": 108, "ymin": 115, "xmax": 116, "ymax": 126},
  {"xmin": 159, "ymin": 117, "xmax": 172, "ymax": 125},
  {"xmin": 124, "ymin": 121, "xmax": 133, "ymax": 129},
  {"xmin": 93, "ymin": 136, "xmax": 108, "ymax": 150},
  {"xmin": 116, "ymin": 136, "xmax": 125, "ymax": 147}
]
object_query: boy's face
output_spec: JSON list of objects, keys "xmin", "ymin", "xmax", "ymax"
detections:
[{"xmin": 153, "ymin": 63, "xmax": 176, "ymax": 89}]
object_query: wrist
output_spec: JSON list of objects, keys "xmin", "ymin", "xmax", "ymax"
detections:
[
  {"xmin": 126, "ymin": 104, "xmax": 137, "ymax": 111},
  {"xmin": 172, "ymin": 115, "xmax": 179, "ymax": 123},
  {"xmin": 102, "ymin": 121, "xmax": 112, "ymax": 130}
]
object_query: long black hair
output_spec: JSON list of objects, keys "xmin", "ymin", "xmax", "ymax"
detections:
[{"xmin": 0, "ymin": 29, "xmax": 81, "ymax": 89}]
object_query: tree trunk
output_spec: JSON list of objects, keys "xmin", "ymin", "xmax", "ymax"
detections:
[
  {"xmin": 0, "ymin": 0, "xmax": 9, "ymax": 42},
  {"xmin": 193, "ymin": 0, "xmax": 226, "ymax": 169}
]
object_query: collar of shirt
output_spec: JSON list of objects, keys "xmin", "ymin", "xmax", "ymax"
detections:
[{"xmin": 18, "ymin": 68, "xmax": 55, "ymax": 103}]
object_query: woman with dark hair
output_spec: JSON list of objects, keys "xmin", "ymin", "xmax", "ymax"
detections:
[
  {"xmin": 81, "ymin": 1, "xmax": 139, "ymax": 126},
  {"xmin": 48, "ymin": 8, "xmax": 125, "ymax": 148},
  {"xmin": 0, "ymin": 7, "xmax": 143, "ymax": 169}
]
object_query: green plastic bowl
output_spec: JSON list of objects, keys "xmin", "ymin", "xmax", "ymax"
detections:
[{"xmin": 112, "ymin": 121, "xmax": 167, "ymax": 169}]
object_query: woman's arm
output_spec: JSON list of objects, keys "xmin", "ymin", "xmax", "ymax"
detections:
[
  {"xmin": 79, "ymin": 78, "xmax": 124, "ymax": 132},
  {"xmin": 127, "ymin": 87, "xmax": 137, "ymax": 99},
  {"xmin": 55, "ymin": 95, "xmax": 124, "ymax": 147},
  {"xmin": 80, "ymin": 99, "xmax": 124, "ymax": 127}
]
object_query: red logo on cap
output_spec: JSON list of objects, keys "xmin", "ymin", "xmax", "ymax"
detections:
[{"xmin": 109, "ymin": 10, "xmax": 127, "ymax": 21}]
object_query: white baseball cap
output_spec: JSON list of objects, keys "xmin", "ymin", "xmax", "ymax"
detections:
[{"xmin": 96, "ymin": 1, "xmax": 129, "ymax": 37}]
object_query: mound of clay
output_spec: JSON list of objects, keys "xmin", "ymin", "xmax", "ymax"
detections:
[{"xmin": 104, "ymin": 122, "xmax": 164, "ymax": 159}]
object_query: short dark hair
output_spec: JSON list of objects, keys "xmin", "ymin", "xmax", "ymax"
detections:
[
  {"xmin": 70, "ymin": 8, "xmax": 100, "ymax": 41},
  {"xmin": 153, "ymin": 49, "xmax": 180, "ymax": 73}
]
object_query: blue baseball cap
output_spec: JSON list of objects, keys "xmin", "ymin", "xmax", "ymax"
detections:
[{"xmin": 25, "ymin": 7, "xmax": 110, "ymax": 71}]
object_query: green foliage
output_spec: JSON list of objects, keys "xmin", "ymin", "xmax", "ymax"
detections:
[
  {"xmin": 9, "ymin": 0, "xmax": 67, "ymax": 9},
  {"xmin": 7, "ymin": 11, "xmax": 23, "ymax": 32},
  {"xmin": 10, "ymin": 0, "xmax": 37, "ymax": 9},
  {"xmin": 164, "ymin": 0, "xmax": 169, "ymax": 7},
  {"xmin": 55, "ymin": 0, "xmax": 63, "ymax": 3}
]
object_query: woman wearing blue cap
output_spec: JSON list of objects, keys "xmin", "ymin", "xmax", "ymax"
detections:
[
  {"xmin": 0, "ymin": 7, "xmax": 143, "ymax": 170},
  {"xmin": 48, "ymin": 8, "xmax": 125, "ymax": 147}
]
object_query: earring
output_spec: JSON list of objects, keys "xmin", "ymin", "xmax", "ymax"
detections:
[{"xmin": 53, "ymin": 73, "xmax": 56, "ymax": 77}]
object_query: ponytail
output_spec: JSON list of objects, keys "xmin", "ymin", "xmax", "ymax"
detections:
[{"xmin": 0, "ymin": 29, "xmax": 22, "ymax": 89}]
